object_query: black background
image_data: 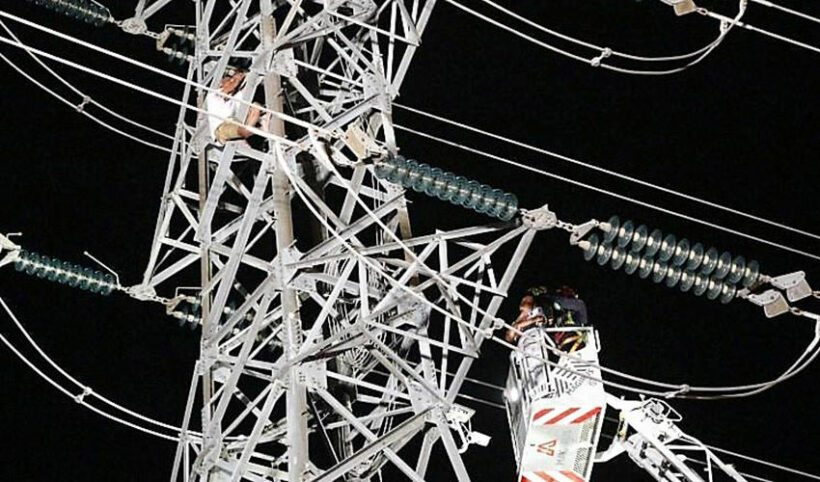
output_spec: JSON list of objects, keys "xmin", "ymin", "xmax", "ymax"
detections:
[{"xmin": 1, "ymin": 0, "xmax": 820, "ymax": 480}]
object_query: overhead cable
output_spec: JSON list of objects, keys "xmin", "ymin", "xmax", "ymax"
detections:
[
  {"xmin": 442, "ymin": 0, "xmax": 746, "ymax": 75},
  {"xmin": 687, "ymin": 457, "xmax": 774, "ymax": 482},
  {"xmin": 707, "ymin": 443, "xmax": 820, "ymax": 481},
  {"xmin": 0, "ymin": 298, "xmax": 182, "ymax": 442},
  {"xmin": 0, "ymin": 19, "xmax": 174, "ymax": 142},
  {"xmin": 475, "ymin": 0, "xmax": 721, "ymax": 63},
  {"xmin": 0, "ymin": 296, "xmax": 198, "ymax": 438},
  {"xmin": 2, "ymin": 27, "xmax": 815, "ymax": 401},
  {"xmin": 0, "ymin": 9, "xmax": 331, "ymax": 137},
  {"xmin": 394, "ymin": 103, "xmax": 820, "ymax": 243},
  {"xmin": 287, "ymin": 138, "xmax": 820, "ymax": 400},
  {"xmin": 0, "ymin": 34, "xmax": 300, "ymax": 148},
  {"xmin": 393, "ymin": 123, "xmax": 820, "ymax": 262},
  {"xmin": 0, "ymin": 51, "xmax": 172, "ymax": 153},
  {"xmin": 750, "ymin": 0, "xmax": 820, "ymax": 26},
  {"xmin": 703, "ymin": 8, "xmax": 820, "ymax": 55}
]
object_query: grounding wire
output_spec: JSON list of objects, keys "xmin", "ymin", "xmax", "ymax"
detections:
[
  {"xmin": 0, "ymin": 19, "xmax": 174, "ymax": 142},
  {"xmin": 475, "ymin": 0, "xmax": 723, "ymax": 63},
  {"xmin": 443, "ymin": 0, "xmax": 746, "ymax": 76},
  {"xmin": 0, "ymin": 50, "xmax": 173, "ymax": 154},
  {"xmin": 0, "ymin": 9, "xmax": 334, "ymax": 138},
  {"xmin": 393, "ymin": 123, "xmax": 820, "ymax": 263},
  {"xmin": 394, "ymin": 103, "xmax": 820, "ymax": 243},
  {"xmin": 0, "ymin": 296, "xmax": 202, "ymax": 438},
  {"xmin": 0, "ymin": 298, "xmax": 182, "ymax": 442},
  {"xmin": 707, "ymin": 443, "xmax": 820, "ymax": 481}
]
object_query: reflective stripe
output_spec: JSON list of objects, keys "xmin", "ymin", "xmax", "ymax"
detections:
[
  {"xmin": 570, "ymin": 407, "xmax": 601, "ymax": 424},
  {"xmin": 544, "ymin": 407, "xmax": 580, "ymax": 425},
  {"xmin": 533, "ymin": 408, "xmax": 554, "ymax": 422}
]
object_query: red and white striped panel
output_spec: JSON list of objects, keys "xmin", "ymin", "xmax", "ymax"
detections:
[
  {"xmin": 531, "ymin": 406, "xmax": 602, "ymax": 426},
  {"xmin": 520, "ymin": 470, "xmax": 586, "ymax": 482}
]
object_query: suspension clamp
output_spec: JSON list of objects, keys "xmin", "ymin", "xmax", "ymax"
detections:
[
  {"xmin": 120, "ymin": 17, "xmax": 149, "ymax": 36},
  {"xmin": 521, "ymin": 205, "xmax": 557, "ymax": 230}
]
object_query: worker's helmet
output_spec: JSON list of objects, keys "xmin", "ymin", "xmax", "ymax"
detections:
[{"xmin": 525, "ymin": 285, "xmax": 588, "ymax": 326}]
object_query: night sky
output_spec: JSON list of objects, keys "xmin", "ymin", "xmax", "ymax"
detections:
[{"xmin": 1, "ymin": 1, "xmax": 820, "ymax": 481}]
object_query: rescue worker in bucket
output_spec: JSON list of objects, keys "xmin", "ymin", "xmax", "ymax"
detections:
[{"xmin": 504, "ymin": 285, "xmax": 588, "ymax": 352}]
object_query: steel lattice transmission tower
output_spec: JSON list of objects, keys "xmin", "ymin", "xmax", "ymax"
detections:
[{"xmin": 121, "ymin": 1, "xmax": 537, "ymax": 480}]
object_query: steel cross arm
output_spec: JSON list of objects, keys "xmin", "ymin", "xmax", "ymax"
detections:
[
  {"xmin": 221, "ymin": 383, "xmax": 275, "ymax": 438},
  {"xmin": 314, "ymin": 388, "xmax": 426, "ymax": 482},
  {"xmin": 214, "ymin": 293, "xmax": 281, "ymax": 348},
  {"xmin": 365, "ymin": 319, "xmax": 478, "ymax": 358},
  {"xmin": 368, "ymin": 226, "xmax": 530, "ymax": 321},
  {"xmin": 286, "ymin": 224, "xmax": 509, "ymax": 269},
  {"xmin": 446, "ymin": 229, "xmax": 536, "ymax": 403},
  {"xmin": 325, "ymin": 371, "xmax": 411, "ymax": 401},
  {"xmin": 323, "ymin": 407, "xmax": 416, "ymax": 430},
  {"xmin": 158, "ymin": 237, "xmax": 271, "ymax": 273},
  {"xmin": 204, "ymin": 0, "xmax": 254, "ymax": 94},
  {"xmin": 413, "ymin": 229, "xmax": 536, "ymax": 474},
  {"xmin": 300, "ymin": 258, "xmax": 358, "ymax": 349},
  {"xmin": 311, "ymin": 408, "xmax": 431, "ymax": 482},
  {"xmin": 216, "ymin": 458, "xmax": 286, "ymax": 482},
  {"xmin": 298, "ymin": 193, "xmax": 407, "ymax": 261},
  {"xmin": 325, "ymin": 9, "xmax": 419, "ymax": 46},
  {"xmin": 170, "ymin": 366, "xmax": 201, "ymax": 482},
  {"xmin": 143, "ymin": 62, "xmax": 196, "ymax": 286},
  {"xmin": 364, "ymin": 242, "xmax": 440, "ymax": 318}
]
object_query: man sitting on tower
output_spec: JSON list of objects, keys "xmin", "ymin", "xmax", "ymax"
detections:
[{"xmin": 206, "ymin": 65, "xmax": 265, "ymax": 144}]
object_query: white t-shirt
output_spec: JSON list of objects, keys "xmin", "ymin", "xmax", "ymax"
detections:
[{"xmin": 205, "ymin": 90, "xmax": 241, "ymax": 141}]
